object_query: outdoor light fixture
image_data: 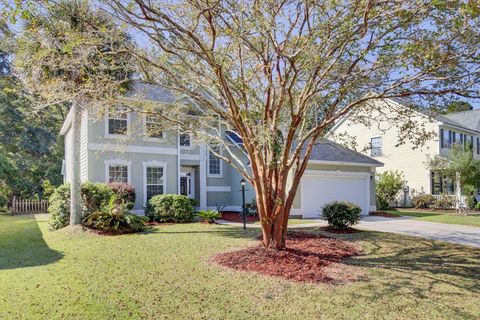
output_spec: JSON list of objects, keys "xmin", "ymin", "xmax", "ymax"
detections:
[{"xmin": 240, "ymin": 179, "xmax": 246, "ymax": 230}]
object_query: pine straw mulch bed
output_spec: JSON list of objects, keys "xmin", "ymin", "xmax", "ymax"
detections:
[
  {"xmin": 212, "ymin": 232, "xmax": 362, "ymax": 284},
  {"xmin": 220, "ymin": 211, "xmax": 259, "ymax": 223},
  {"xmin": 318, "ymin": 226, "xmax": 362, "ymax": 234}
]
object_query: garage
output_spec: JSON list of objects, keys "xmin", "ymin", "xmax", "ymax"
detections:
[
  {"xmin": 301, "ymin": 171, "xmax": 371, "ymax": 218},
  {"xmin": 295, "ymin": 140, "xmax": 383, "ymax": 219}
]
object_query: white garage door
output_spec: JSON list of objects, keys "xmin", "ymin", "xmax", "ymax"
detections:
[{"xmin": 301, "ymin": 172, "xmax": 370, "ymax": 218}]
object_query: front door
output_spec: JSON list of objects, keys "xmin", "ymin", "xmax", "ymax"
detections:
[{"xmin": 180, "ymin": 171, "xmax": 195, "ymax": 199}]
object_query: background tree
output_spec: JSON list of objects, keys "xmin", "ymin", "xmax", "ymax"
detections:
[
  {"xmin": 442, "ymin": 100, "xmax": 474, "ymax": 114},
  {"xmin": 376, "ymin": 171, "xmax": 406, "ymax": 210},
  {"xmin": 14, "ymin": 0, "xmax": 134, "ymax": 225},
  {"xmin": 108, "ymin": 0, "xmax": 480, "ymax": 249}
]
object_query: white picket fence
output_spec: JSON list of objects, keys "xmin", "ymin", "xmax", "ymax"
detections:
[
  {"xmin": 11, "ymin": 197, "xmax": 49, "ymax": 215},
  {"xmin": 432, "ymin": 194, "xmax": 466, "ymax": 208}
]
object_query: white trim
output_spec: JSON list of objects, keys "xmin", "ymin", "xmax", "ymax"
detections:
[
  {"xmin": 60, "ymin": 108, "xmax": 74, "ymax": 135},
  {"xmin": 180, "ymin": 170, "xmax": 195, "ymax": 199},
  {"xmin": 304, "ymin": 170, "xmax": 371, "ymax": 177},
  {"xmin": 307, "ymin": 160, "xmax": 383, "ymax": 167},
  {"xmin": 142, "ymin": 114, "xmax": 166, "ymax": 142},
  {"xmin": 142, "ymin": 160, "xmax": 167, "ymax": 206},
  {"xmin": 207, "ymin": 147, "xmax": 223, "ymax": 178},
  {"xmin": 206, "ymin": 186, "xmax": 231, "ymax": 192},
  {"xmin": 89, "ymin": 143, "xmax": 177, "ymax": 155},
  {"xmin": 180, "ymin": 153, "xmax": 200, "ymax": 161},
  {"xmin": 177, "ymin": 131, "xmax": 181, "ymax": 194},
  {"xmin": 104, "ymin": 159, "xmax": 132, "ymax": 184},
  {"xmin": 104, "ymin": 106, "xmax": 131, "ymax": 139}
]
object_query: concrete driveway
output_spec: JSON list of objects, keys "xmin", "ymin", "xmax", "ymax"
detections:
[{"xmin": 217, "ymin": 216, "xmax": 480, "ymax": 248}]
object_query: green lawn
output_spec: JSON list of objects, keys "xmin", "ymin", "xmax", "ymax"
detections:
[
  {"xmin": 386, "ymin": 210, "xmax": 480, "ymax": 227},
  {"xmin": 1, "ymin": 214, "xmax": 479, "ymax": 319}
]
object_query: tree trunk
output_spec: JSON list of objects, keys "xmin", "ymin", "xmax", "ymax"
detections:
[{"xmin": 69, "ymin": 103, "xmax": 82, "ymax": 225}]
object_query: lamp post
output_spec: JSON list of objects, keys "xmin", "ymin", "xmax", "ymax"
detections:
[{"xmin": 241, "ymin": 179, "xmax": 246, "ymax": 230}]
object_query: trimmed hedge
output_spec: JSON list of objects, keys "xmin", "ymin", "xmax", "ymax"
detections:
[
  {"xmin": 322, "ymin": 201, "xmax": 361, "ymax": 229},
  {"xmin": 147, "ymin": 194, "xmax": 195, "ymax": 223},
  {"xmin": 48, "ymin": 182, "xmax": 136, "ymax": 230}
]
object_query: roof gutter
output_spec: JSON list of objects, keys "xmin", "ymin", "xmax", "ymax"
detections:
[{"xmin": 307, "ymin": 159, "xmax": 384, "ymax": 167}]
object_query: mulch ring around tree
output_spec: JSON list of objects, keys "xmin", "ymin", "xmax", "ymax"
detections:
[
  {"xmin": 220, "ymin": 211, "xmax": 259, "ymax": 223},
  {"xmin": 212, "ymin": 232, "xmax": 361, "ymax": 284}
]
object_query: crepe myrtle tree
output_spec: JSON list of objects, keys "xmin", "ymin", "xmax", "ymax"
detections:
[
  {"xmin": 13, "ymin": 0, "xmax": 134, "ymax": 226},
  {"xmin": 108, "ymin": 0, "xmax": 480, "ymax": 250}
]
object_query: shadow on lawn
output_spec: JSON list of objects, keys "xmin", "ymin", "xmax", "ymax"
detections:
[
  {"xmin": 343, "ymin": 231, "xmax": 480, "ymax": 294},
  {"xmin": 0, "ymin": 215, "xmax": 64, "ymax": 270}
]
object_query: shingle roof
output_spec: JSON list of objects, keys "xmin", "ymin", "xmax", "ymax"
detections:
[
  {"xmin": 304, "ymin": 140, "xmax": 383, "ymax": 166},
  {"xmin": 439, "ymin": 109, "xmax": 480, "ymax": 132},
  {"xmin": 129, "ymin": 82, "xmax": 176, "ymax": 103}
]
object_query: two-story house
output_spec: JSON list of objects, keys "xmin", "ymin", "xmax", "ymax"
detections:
[
  {"xmin": 60, "ymin": 83, "xmax": 383, "ymax": 217},
  {"xmin": 329, "ymin": 98, "xmax": 480, "ymax": 204}
]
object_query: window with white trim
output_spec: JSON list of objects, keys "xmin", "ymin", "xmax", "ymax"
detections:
[
  {"xmin": 370, "ymin": 137, "xmax": 382, "ymax": 157},
  {"xmin": 208, "ymin": 145, "xmax": 221, "ymax": 176},
  {"xmin": 179, "ymin": 133, "xmax": 191, "ymax": 147},
  {"xmin": 108, "ymin": 105, "xmax": 128, "ymax": 135},
  {"xmin": 108, "ymin": 165, "xmax": 128, "ymax": 183},
  {"xmin": 145, "ymin": 166, "xmax": 164, "ymax": 201},
  {"xmin": 144, "ymin": 114, "xmax": 164, "ymax": 139}
]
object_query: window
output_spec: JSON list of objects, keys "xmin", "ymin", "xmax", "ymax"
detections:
[
  {"xmin": 477, "ymin": 137, "xmax": 480, "ymax": 155},
  {"xmin": 430, "ymin": 171, "xmax": 455, "ymax": 195},
  {"xmin": 107, "ymin": 105, "xmax": 129, "ymax": 136},
  {"xmin": 144, "ymin": 114, "xmax": 164, "ymax": 140},
  {"xmin": 370, "ymin": 137, "xmax": 382, "ymax": 157},
  {"xmin": 108, "ymin": 165, "xmax": 128, "ymax": 183},
  {"xmin": 208, "ymin": 145, "xmax": 222, "ymax": 176},
  {"xmin": 179, "ymin": 133, "xmax": 191, "ymax": 147},
  {"xmin": 145, "ymin": 166, "xmax": 164, "ymax": 202},
  {"xmin": 440, "ymin": 129, "xmax": 449, "ymax": 148}
]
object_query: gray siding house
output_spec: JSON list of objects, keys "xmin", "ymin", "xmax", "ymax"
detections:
[{"xmin": 61, "ymin": 84, "xmax": 383, "ymax": 217}]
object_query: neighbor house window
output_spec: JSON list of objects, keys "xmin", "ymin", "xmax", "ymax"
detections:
[
  {"xmin": 144, "ymin": 114, "xmax": 164, "ymax": 140},
  {"xmin": 370, "ymin": 137, "xmax": 382, "ymax": 157},
  {"xmin": 107, "ymin": 105, "xmax": 129, "ymax": 136},
  {"xmin": 145, "ymin": 166, "xmax": 164, "ymax": 202},
  {"xmin": 208, "ymin": 145, "xmax": 221, "ymax": 176},
  {"xmin": 108, "ymin": 165, "xmax": 128, "ymax": 183},
  {"xmin": 430, "ymin": 171, "xmax": 455, "ymax": 195},
  {"xmin": 477, "ymin": 137, "xmax": 480, "ymax": 155},
  {"xmin": 440, "ymin": 129, "xmax": 449, "ymax": 148},
  {"xmin": 179, "ymin": 133, "xmax": 191, "ymax": 147}
]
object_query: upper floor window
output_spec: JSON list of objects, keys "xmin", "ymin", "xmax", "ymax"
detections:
[
  {"xmin": 370, "ymin": 137, "xmax": 382, "ymax": 157},
  {"xmin": 144, "ymin": 114, "xmax": 164, "ymax": 140},
  {"xmin": 107, "ymin": 105, "xmax": 129, "ymax": 136},
  {"xmin": 440, "ymin": 129, "xmax": 449, "ymax": 148},
  {"xmin": 180, "ymin": 133, "xmax": 191, "ymax": 147},
  {"xmin": 208, "ymin": 145, "xmax": 222, "ymax": 176}
]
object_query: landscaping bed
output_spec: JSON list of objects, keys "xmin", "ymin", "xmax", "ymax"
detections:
[
  {"xmin": 220, "ymin": 211, "xmax": 258, "ymax": 223},
  {"xmin": 369, "ymin": 211, "xmax": 400, "ymax": 218},
  {"xmin": 213, "ymin": 232, "xmax": 359, "ymax": 284},
  {"xmin": 319, "ymin": 226, "xmax": 362, "ymax": 234}
]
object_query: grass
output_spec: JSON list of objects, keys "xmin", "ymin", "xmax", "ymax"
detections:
[
  {"xmin": 386, "ymin": 209, "xmax": 480, "ymax": 227},
  {"xmin": 1, "ymin": 214, "xmax": 479, "ymax": 320}
]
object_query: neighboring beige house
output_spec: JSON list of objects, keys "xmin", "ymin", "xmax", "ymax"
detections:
[{"xmin": 329, "ymin": 98, "xmax": 480, "ymax": 205}]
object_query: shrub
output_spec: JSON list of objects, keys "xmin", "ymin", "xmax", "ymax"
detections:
[
  {"xmin": 245, "ymin": 199, "xmax": 258, "ymax": 216},
  {"xmin": 322, "ymin": 201, "xmax": 361, "ymax": 229},
  {"xmin": 107, "ymin": 183, "xmax": 136, "ymax": 210},
  {"xmin": 375, "ymin": 171, "xmax": 405, "ymax": 210},
  {"xmin": 466, "ymin": 196, "xmax": 477, "ymax": 210},
  {"xmin": 411, "ymin": 194, "xmax": 436, "ymax": 209},
  {"xmin": 48, "ymin": 184, "xmax": 72, "ymax": 230},
  {"xmin": 197, "ymin": 209, "xmax": 220, "ymax": 223},
  {"xmin": 41, "ymin": 179, "xmax": 56, "ymax": 200},
  {"xmin": 432, "ymin": 195, "xmax": 455, "ymax": 210},
  {"xmin": 48, "ymin": 182, "xmax": 136, "ymax": 230},
  {"xmin": 83, "ymin": 195, "xmax": 148, "ymax": 233},
  {"xmin": 147, "ymin": 194, "xmax": 195, "ymax": 223}
]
